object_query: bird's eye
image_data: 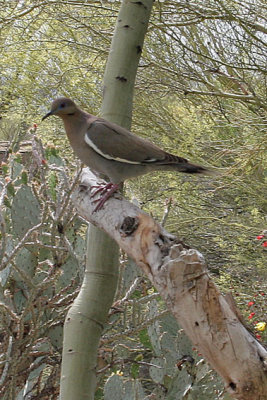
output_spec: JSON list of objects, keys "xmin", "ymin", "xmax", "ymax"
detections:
[{"xmin": 60, "ymin": 103, "xmax": 66, "ymax": 108}]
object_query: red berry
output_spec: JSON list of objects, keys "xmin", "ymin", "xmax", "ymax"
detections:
[
  {"xmin": 262, "ymin": 241, "xmax": 267, "ymax": 247},
  {"xmin": 256, "ymin": 235, "xmax": 264, "ymax": 240},
  {"xmin": 248, "ymin": 301, "xmax": 254, "ymax": 306},
  {"xmin": 248, "ymin": 312, "xmax": 255, "ymax": 319},
  {"xmin": 255, "ymin": 334, "xmax": 261, "ymax": 340}
]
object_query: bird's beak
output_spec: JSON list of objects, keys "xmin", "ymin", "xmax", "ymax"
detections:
[{"xmin": 42, "ymin": 111, "xmax": 53, "ymax": 121}]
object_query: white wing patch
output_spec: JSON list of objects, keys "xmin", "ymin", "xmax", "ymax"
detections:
[{"xmin": 84, "ymin": 133, "xmax": 156, "ymax": 164}]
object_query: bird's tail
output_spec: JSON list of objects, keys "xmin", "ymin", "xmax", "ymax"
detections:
[
  {"xmin": 156, "ymin": 160, "xmax": 218, "ymax": 176},
  {"xmin": 148, "ymin": 153, "xmax": 218, "ymax": 176},
  {"xmin": 172, "ymin": 162, "xmax": 216, "ymax": 176}
]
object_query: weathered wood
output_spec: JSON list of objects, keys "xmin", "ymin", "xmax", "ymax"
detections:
[{"xmin": 72, "ymin": 168, "xmax": 267, "ymax": 400}]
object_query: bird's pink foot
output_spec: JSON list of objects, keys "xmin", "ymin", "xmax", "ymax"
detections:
[
  {"xmin": 91, "ymin": 182, "xmax": 114, "ymax": 197},
  {"xmin": 91, "ymin": 182, "xmax": 120, "ymax": 212}
]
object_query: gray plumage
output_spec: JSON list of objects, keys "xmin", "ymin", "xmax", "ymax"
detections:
[{"xmin": 42, "ymin": 97, "xmax": 214, "ymax": 210}]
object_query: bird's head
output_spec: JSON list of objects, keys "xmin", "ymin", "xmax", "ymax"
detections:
[{"xmin": 42, "ymin": 97, "xmax": 78, "ymax": 121}]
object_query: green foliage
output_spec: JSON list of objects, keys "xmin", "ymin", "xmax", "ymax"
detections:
[{"xmin": 139, "ymin": 329, "xmax": 153, "ymax": 351}]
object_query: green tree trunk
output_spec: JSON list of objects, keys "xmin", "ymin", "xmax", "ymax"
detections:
[
  {"xmin": 59, "ymin": 1, "xmax": 154, "ymax": 399},
  {"xmin": 100, "ymin": 0, "xmax": 154, "ymax": 128}
]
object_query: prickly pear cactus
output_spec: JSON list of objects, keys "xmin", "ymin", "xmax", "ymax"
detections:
[
  {"xmin": 104, "ymin": 374, "xmax": 145, "ymax": 400},
  {"xmin": 11, "ymin": 183, "xmax": 41, "ymax": 238},
  {"xmin": 145, "ymin": 310, "xmax": 225, "ymax": 399},
  {"xmin": 0, "ymin": 139, "xmax": 87, "ymax": 399}
]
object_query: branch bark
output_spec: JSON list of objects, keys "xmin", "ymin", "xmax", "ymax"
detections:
[{"xmin": 72, "ymin": 168, "xmax": 267, "ymax": 400}]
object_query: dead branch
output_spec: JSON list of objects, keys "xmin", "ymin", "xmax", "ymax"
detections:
[{"xmin": 71, "ymin": 168, "xmax": 267, "ymax": 400}]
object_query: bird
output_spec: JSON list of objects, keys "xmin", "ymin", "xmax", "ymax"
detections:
[{"xmin": 42, "ymin": 97, "xmax": 215, "ymax": 211}]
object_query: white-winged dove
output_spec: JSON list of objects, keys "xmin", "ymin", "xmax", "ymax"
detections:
[{"xmin": 42, "ymin": 98, "xmax": 215, "ymax": 211}]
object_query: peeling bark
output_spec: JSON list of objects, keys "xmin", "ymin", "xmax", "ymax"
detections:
[{"xmin": 72, "ymin": 168, "xmax": 267, "ymax": 400}]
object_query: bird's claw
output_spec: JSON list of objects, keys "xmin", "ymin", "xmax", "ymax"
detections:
[{"xmin": 90, "ymin": 183, "xmax": 120, "ymax": 212}]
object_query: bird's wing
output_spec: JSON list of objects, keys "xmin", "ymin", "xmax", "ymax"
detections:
[{"xmin": 84, "ymin": 119, "xmax": 168, "ymax": 164}]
